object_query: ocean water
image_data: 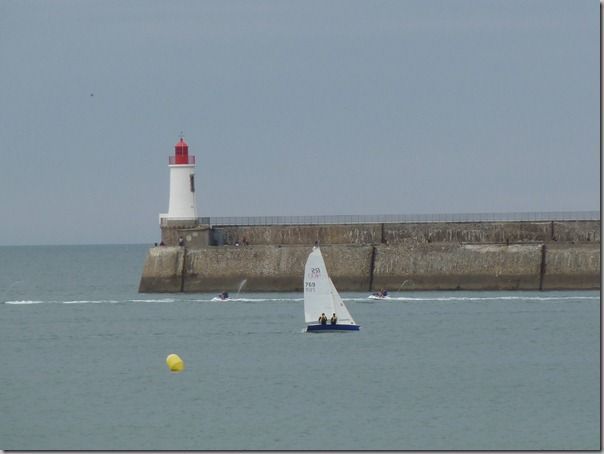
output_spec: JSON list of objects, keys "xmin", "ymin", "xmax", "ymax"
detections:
[{"xmin": 0, "ymin": 244, "xmax": 600, "ymax": 450}]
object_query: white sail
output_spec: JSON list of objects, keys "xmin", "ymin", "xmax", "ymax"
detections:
[
  {"xmin": 328, "ymin": 278, "xmax": 356, "ymax": 325},
  {"xmin": 304, "ymin": 247, "xmax": 334, "ymax": 324},
  {"xmin": 304, "ymin": 247, "xmax": 357, "ymax": 327}
]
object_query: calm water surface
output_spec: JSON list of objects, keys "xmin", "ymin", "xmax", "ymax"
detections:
[{"xmin": 0, "ymin": 245, "xmax": 600, "ymax": 450}]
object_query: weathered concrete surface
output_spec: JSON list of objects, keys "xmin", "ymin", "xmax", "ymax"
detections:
[
  {"xmin": 161, "ymin": 224, "xmax": 211, "ymax": 248},
  {"xmin": 552, "ymin": 221, "xmax": 600, "ymax": 243},
  {"xmin": 138, "ymin": 247, "xmax": 184, "ymax": 292},
  {"xmin": 139, "ymin": 220, "xmax": 601, "ymax": 292},
  {"xmin": 541, "ymin": 243, "xmax": 600, "ymax": 290},
  {"xmin": 372, "ymin": 244, "xmax": 543, "ymax": 290},
  {"xmin": 211, "ymin": 220, "xmax": 599, "ymax": 246},
  {"xmin": 183, "ymin": 245, "xmax": 373, "ymax": 292},
  {"xmin": 212, "ymin": 224, "xmax": 382, "ymax": 246},
  {"xmin": 383, "ymin": 222, "xmax": 553, "ymax": 244}
]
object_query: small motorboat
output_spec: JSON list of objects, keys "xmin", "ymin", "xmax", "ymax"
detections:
[
  {"xmin": 211, "ymin": 292, "xmax": 230, "ymax": 302},
  {"xmin": 368, "ymin": 290, "xmax": 391, "ymax": 300},
  {"xmin": 367, "ymin": 295, "xmax": 391, "ymax": 300}
]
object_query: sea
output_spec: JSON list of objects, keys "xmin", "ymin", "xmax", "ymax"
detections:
[{"xmin": 0, "ymin": 244, "xmax": 600, "ymax": 451}]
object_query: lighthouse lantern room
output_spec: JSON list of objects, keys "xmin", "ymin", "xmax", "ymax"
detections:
[{"xmin": 160, "ymin": 137, "xmax": 198, "ymax": 224}]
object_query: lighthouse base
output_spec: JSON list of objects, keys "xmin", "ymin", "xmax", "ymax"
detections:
[{"xmin": 160, "ymin": 222, "xmax": 212, "ymax": 248}]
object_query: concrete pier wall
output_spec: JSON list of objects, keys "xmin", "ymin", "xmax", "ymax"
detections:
[
  {"xmin": 206, "ymin": 220, "xmax": 600, "ymax": 246},
  {"xmin": 140, "ymin": 220, "xmax": 600, "ymax": 292},
  {"xmin": 383, "ymin": 222, "xmax": 552, "ymax": 244},
  {"xmin": 182, "ymin": 245, "xmax": 373, "ymax": 292},
  {"xmin": 211, "ymin": 224, "xmax": 382, "ymax": 246},
  {"xmin": 372, "ymin": 244, "xmax": 544, "ymax": 290},
  {"xmin": 139, "ymin": 246, "xmax": 184, "ymax": 293},
  {"xmin": 551, "ymin": 221, "xmax": 600, "ymax": 243},
  {"xmin": 541, "ymin": 243, "xmax": 601, "ymax": 290}
]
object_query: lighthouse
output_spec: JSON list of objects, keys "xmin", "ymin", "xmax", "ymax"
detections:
[{"xmin": 160, "ymin": 137, "xmax": 198, "ymax": 225}]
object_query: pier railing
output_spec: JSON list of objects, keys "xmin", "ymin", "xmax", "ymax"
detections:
[{"xmin": 197, "ymin": 210, "xmax": 600, "ymax": 226}]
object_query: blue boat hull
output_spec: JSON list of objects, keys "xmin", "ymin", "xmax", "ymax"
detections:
[{"xmin": 306, "ymin": 324, "xmax": 360, "ymax": 332}]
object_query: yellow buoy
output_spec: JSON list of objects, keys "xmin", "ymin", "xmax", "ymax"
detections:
[{"xmin": 166, "ymin": 353, "xmax": 185, "ymax": 372}]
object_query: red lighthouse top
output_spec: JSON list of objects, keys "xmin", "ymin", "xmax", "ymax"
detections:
[{"xmin": 170, "ymin": 137, "xmax": 195, "ymax": 165}]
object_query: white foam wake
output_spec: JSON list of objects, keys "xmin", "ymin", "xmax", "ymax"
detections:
[
  {"xmin": 3, "ymin": 295, "xmax": 597, "ymax": 305},
  {"xmin": 201, "ymin": 297, "xmax": 304, "ymax": 303},
  {"xmin": 4, "ymin": 300, "xmax": 45, "ymax": 305},
  {"xmin": 130, "ymin": 298, "xmax": 177, "ymax": 303},
  {"xmin": 349, "ymin": 295, "xmax": 599, "ymax": 302}
]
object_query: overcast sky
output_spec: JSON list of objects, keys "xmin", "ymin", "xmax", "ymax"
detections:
[{"xmin": 0, "ymin": 0, "xmax": 599, "ymax": 245}]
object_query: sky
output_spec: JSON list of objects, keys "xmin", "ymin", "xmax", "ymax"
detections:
[{"xmin": 0, "ymin": 0, "xmax": 600, "ymax": 246}]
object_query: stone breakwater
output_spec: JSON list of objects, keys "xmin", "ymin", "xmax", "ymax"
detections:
[{"xmin": 139, "ymin": 220, "xmax": 600, "ymax": 292}]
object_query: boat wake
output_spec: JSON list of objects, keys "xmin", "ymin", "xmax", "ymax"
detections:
[
  {"xmin": 3, "ymin": 297, "xmax": 303, "ymax": 305},
  {"xmin": 204, "ymin": 297, "xmax": 303, "ymax": 303},
  {"xmin": 349, "ymin": 295, "xmax": 599, "ymax": 303},
  {"xmin": 4, "ymin": 300, "xmax": 46, "ymax": 305},
  {"xmin": 5, "ymin": 299, "xmax": 139, "ymax": 305},
  {"xmin": 3, "ymin": 295, "xmax": 597, "ymax": 305}
]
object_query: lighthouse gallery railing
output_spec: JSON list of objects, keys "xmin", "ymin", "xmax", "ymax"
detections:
[{"xmin": 168, "ymin": 156, "xmax": 196, "ymax": 165}]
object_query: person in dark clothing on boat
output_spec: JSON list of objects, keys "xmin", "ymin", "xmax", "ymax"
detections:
[
  {"xmin": 330, "ymin": 313, "xmax": 337, "ymax": 325},
  {"xmin": 319, "ymin": 313, "xmax": 327, "ymax": 325},
  {"xmin": 373, "ymin": 289, "xmax": 388, "ymax": 298}
]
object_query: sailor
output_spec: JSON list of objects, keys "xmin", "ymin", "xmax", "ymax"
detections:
[
  {"xmin": 220, "ymin": 291, "xmax": 229, "ymax": 300},
  {"xmin": 319, "ymin": 313, "xmax": 327, "ymax": 325},
  {"xmin": 382, "ymin": 289, "xmax": 388, "ymax": 297},
  {"xmin": 330, "ymin": 313, "xmax": 337, "ymax": 325}
]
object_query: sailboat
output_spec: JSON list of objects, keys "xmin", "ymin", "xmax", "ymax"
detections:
[{"xmin": 303, "ymin": 246, "xmax": 360, "ymax": 332}]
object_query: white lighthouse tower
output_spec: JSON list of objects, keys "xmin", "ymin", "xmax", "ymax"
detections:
[{"xmin": 160, "ymin": 137, "xmax": 198, "ymax": 224}]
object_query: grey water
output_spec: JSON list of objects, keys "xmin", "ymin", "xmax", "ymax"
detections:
[{"xmin": 0, "ymin": 244, "xmax": 600, "ymax": 450}]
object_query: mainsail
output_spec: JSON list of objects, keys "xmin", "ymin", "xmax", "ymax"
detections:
[
  {"xmin": 303, "ymin": 247, "xmax": 356, "ymax": 326},
  {"xmin": 303, "ymin": 247, "xmax": 333, "ymax": 324}
]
